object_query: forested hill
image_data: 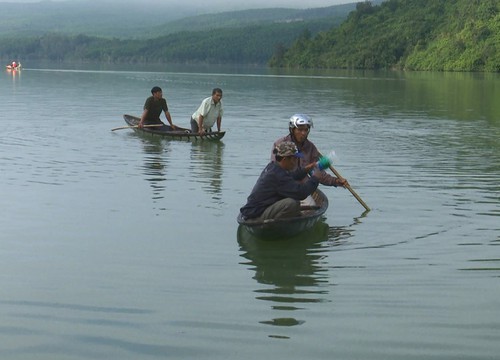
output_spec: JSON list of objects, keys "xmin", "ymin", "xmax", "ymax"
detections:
[
  {"xmin": 0, "ymin": 1, "xmax": 358, "ymax": 39},
  {"xmin": 270, "ymin": 0, "xmax": 500, "ymax": 72},
  {"xmin": 0, "ymin": 2, "xmax": 363, "ymax": 65},
  {"xmin": 150, "ymin": 5, "xmax": 360, "ymax": 38},
  {"xmin": 3, "ymin": 0, "xmax": 498, "ymax": 71}
]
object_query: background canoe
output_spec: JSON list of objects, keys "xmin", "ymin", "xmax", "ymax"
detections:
[{"xmin": 123, "ymin": 114, "xmax": 225, "ymax": 141}]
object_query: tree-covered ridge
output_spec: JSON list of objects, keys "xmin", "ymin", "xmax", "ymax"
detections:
[
  {"xmin": 151, "ymin": 5, "xmax": 358, "ymax": 37},
  {"xmin": 0, "ymin": 20, "xmax": 340, "ymax": 65},
  {"xmin": 271, "ymin": 0, "xmax": 500, "ymax": 72},
  {"xmin": 0, "ymin": 3, "xmax": 356, "ymax": 65},
  {"xmin": 0, "ymin": 5, "xmax": 354, "ymax": 64},
  {"xmin": 0, "ymin": 1, "xmax": 357, "ymax": 39}
]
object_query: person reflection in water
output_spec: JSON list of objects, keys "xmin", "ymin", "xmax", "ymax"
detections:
[{"xmin": 237, "ymin": 221, "xmax": 333, "ymax": 331}]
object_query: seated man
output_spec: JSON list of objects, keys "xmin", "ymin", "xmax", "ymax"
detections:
[
  {"xmin": 240, "ymin": 141, "xmax": 320, "ymax": 221},
  {"xmin": 138, "ymin": 86, "xmax": 176, "ymax": 130}
]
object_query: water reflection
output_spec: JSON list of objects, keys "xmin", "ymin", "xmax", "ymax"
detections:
[
  {"xmin": 6, "ymin": 68, "xmax": 21, "ymax": 75},
  {"xmin": 5, "ymin": 68, "xmax": 21, "ymax": 89},
  {"xmin": 188, "ymin": 141, "xmax": 224, "ymax": 199},
  {"xmin": 238, "ymin": 220, "xmax": 356, "ymax": 337},
  {"xmin": 136, "ymin": 135, "xmax": 225, "ymax": 214},
  {"xmin": 139, "ymin": 137, "xmax": 170, "ymax": 207}
]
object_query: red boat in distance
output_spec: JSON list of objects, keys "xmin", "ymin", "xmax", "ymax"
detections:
[{"xmin": 6, "ymin": 61, "xmax": 22, "ymax": 71}]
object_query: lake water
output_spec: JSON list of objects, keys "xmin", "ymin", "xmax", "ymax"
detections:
[{"xmin": 1, "ymin": 63, "xmax": 499, "ymax": 359}]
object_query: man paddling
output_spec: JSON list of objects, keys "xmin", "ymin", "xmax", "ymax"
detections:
[
  {"xmin": 138, "ymin": 86, "xmax": 177, "ymax": 130},
  {"xmin": 272, "ymin": 114, "xmax": 348, "ymax": 188}
]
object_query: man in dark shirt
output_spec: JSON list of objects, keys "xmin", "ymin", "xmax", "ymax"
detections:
[
  {"xmin": 240, "ymin": 141, "xmax": 320, "ymax": 221},
  {"xmin": 138, "ymin": 86, "xmax": 176, "ymax": 130}
]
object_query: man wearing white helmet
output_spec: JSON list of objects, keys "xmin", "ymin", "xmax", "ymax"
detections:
[{"xmin": 271, "ymin": 114, "xmax": 348, "ymax": 188}]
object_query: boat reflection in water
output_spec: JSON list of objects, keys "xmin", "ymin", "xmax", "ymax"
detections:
[
  {"xmin": 238, "ymin": 220, "xmax": 356, "ymax": 338},
  {"xmin": 137, "ymin": 135, "xmax": 225, "ymax": 214}
]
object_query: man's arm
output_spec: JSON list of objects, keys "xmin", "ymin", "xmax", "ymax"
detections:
[
  {"xmin": 164, "ymin": 111, "xmax": 175, "ymax": 129},
  {"xmin": 216, "ymin": 116, "xmax": 222, "ymax": 132},
  {"xmin": 278, "ymin": 175, "xmax": 320, "ymax": 200},
  {"xmin": 198, "ymin": 115, "xmax": 205, "ymax": 134},
  {"xmin": 138, "ymin": 109, "xmax": 148, "ymax": 128}
]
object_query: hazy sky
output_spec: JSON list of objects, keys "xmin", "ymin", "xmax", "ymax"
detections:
[{"xmin": 0, "ymin": 0, "xmax": 356, "ymax": 8}]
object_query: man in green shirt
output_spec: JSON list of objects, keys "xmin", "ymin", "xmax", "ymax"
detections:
[{"xmin": 138, "ymin": 86, "xmax": 176, "ymax": 130}]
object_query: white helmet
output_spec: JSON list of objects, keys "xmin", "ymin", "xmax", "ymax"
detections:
[{"xmin": 289, "ymin": 113, "xmax": 313, "ymax": 129}]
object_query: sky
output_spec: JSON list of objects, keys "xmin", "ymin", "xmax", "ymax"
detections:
[{"xmin": 0, "ymin": 0, "xmax": 356, "ymax": 8}]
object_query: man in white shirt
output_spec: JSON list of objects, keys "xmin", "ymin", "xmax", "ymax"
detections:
[{"xmin": 191, "ymin": 88, "xmax": 224, "ymax": 135}]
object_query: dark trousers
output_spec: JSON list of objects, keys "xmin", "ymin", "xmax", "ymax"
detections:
[
  {"xmin": 190, "ymin": 118, "xmax": 212, "ymax": 133},
  {"xmin": 258, "ymin": 198, "xmax": 301, "ymax": 221},
  {"xmin": 190, "ymin": 118, "xmax": 199, "ymax": 132}
]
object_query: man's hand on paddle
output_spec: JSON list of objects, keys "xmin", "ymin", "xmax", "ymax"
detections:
[{"xmin": 335, "ymin": 177, "xmax": 349, "ymax": 188}]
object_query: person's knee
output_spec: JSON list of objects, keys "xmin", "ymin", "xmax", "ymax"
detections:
[
  {"xmin": 274, "ymin": 198, "xmax": 300, "ymax": 218},
  {"xmin": 282, "ymin": 198, "xmax": 300, "ymax": 211}
]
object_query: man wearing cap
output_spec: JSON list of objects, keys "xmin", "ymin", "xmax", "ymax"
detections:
[
  {"xmin": 239, "ymin": 141, "xmax": 321, "ymax": 221},
  {"xmin": 138, "ymin": 86, "xmax": 176, "ymax": 130}
]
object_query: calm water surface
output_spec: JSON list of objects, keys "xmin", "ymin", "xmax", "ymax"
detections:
[{"xmin": 1, "ymin": 64, "xmax": 499, "ymax": 359}]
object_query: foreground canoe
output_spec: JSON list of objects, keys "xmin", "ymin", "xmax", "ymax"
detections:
[
  {"xmin": 237, "ymin": 189, "xmax": 329, "ymax": 239},
  {"xmin": 123, "ymin": 114, "xmax": 225, "ymax": 141}
]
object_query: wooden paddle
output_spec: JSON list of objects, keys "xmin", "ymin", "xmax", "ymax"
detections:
[
  {"xmin": 111, "ymin": 124, "xmax": 164, "ymax": 131},
  {"xmin": 319, "ymin": 151, "xmax": 370, "ymax": 212}
]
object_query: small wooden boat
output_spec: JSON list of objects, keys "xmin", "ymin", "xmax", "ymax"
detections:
[
  {"xmin": 6, "ymin": 62, "xmax": 22, "ymax": 70},
  {"xmin": 6, "ymin": 65, "xmax": 22, "ymax": 71},
  {"xmin": 122, "ymin": 114, "xmax": 225, "ymax": 141},
  {"xmin": 237, "ymin": 189, "xmax": 329, "ymax": 239}
]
